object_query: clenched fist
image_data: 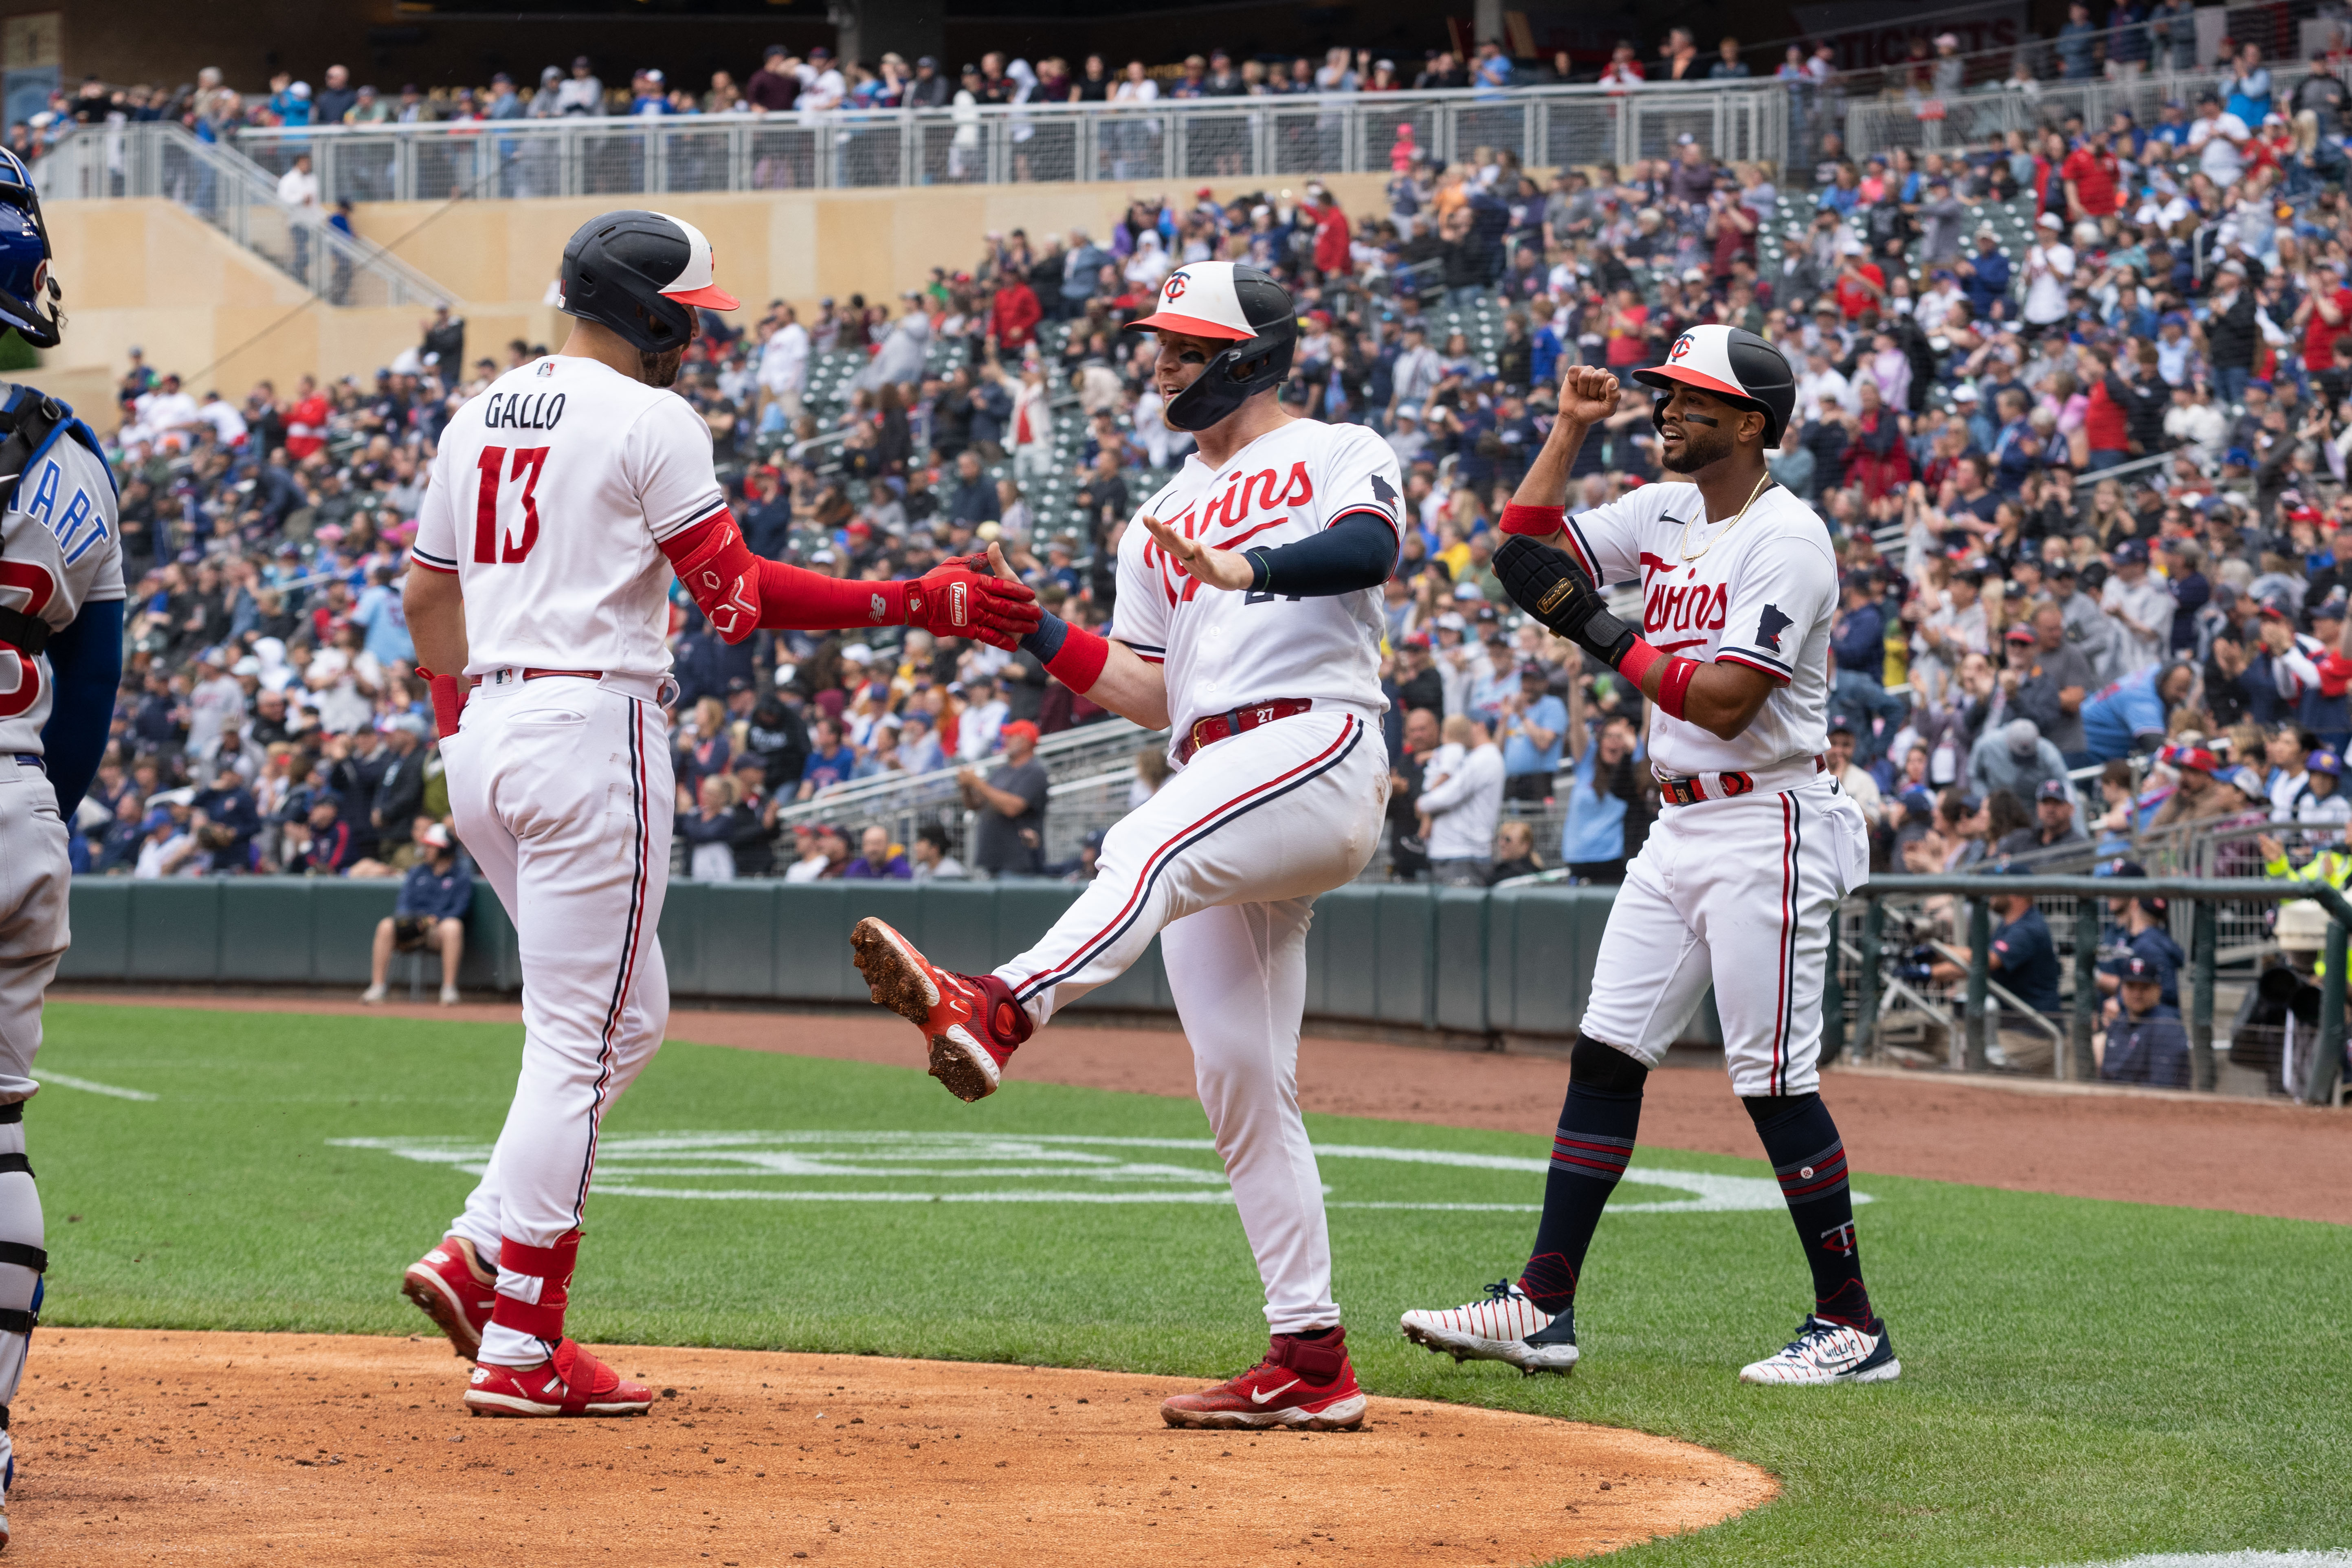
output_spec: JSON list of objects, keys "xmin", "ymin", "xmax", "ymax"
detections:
[{"xmin": 1556, "ymin": 365, "xmax": 1622, "ymax": 426}]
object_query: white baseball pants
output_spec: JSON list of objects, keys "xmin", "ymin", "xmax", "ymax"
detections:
[
  {"xmin": 440, "ymin": 676, "xmax": 673, "ymax": 1364},
  {"xmin": 993, "ymin": 710, "xmax": 1387, "ymax": 1334},
  {"xmin": 1579, "ymin": 774, "xmax": 1869, "ymax": 1097}
]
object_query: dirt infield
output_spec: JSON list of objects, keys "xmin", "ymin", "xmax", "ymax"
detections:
[
  {"xmin": 61, "ymin": 992, "xmax": 2352, "ymax": 1225},
  {"xmin": 15, "ymin": 1328, "xmax": 1774, "ymax": 1566}
]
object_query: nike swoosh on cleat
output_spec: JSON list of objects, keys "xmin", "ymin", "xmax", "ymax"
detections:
[{"xmin": 1249, "ymin": 1379, "xmax": 1300, "ymax": 1406}]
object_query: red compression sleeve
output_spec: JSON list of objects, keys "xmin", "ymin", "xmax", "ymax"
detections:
[
  {"xmin": 1616, "ymin": 640, "xmax": 1700, "ymax": 721},
  {"xmin": 752, "ymin": 559, "xmax": 907, "ymax": 631},
  {"xmin": 1500, "ymin": 503, "xmax": 1567, "ymax": 536}
]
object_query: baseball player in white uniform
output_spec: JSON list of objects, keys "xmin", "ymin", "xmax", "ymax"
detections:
[
  {"xmin": 398, "ymin": 211, "xmax": 1035, "ymax": 1418},
  {"xmin": 0, "ymin": 144, "xmax": 127, "ymax": 1549},
  {"xmin": 849, "ymin": 262, "xmax": 1394, "ymax": 1431},
  {"xmin": 1401, "ymin": 328, "xmax": 1897, "ymax": 1386}
]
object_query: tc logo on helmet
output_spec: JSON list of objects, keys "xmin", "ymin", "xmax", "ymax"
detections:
[
  {"xmin": 1164, "ymin": 272, "xmax": 1189, "ymax": 300},
  {"xmin": 1668, "ymin": 335, "xmax": 1693, "ymax": 361}
]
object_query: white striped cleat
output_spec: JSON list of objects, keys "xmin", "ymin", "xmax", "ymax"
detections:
[
  {"xmin": 1738, "ymin": 1315, "xmax": 1900, "ymax": 1385},
  {"xmin": 1400, "ymin": 1279, "xmax": 1579, "ymax": 1374}
]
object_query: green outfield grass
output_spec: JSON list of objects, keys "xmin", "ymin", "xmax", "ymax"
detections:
[{"xmin": 26, "ymin": 1001, "xmax": 2352, "ymax": 1568}]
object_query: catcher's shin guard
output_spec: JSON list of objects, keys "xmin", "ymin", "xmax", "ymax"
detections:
[{"xmin": 0, "ymin": 1103, "xmax": 48, "ymax": 1505}]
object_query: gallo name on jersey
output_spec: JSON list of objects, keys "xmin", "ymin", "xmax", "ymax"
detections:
[
  {"xmin": 412, "ymin": 356, "xmax": 732, "ymax": 682},
  {"xmin": 1561, "ymin": 481, "xmax": 1835, "ymax": 776}
]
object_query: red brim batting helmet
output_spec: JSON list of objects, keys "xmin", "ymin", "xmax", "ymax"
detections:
[
  {"xmin": 1125, "ymin": 260, "xmax": 1296, "ymax": 431},
  {"xmin": 558, "ymin": 209, "xmax": 740, "ymax": 354},
  {"xmin": 1631, "ymin": 323, "xmax": 1797, "ymax": 446}
]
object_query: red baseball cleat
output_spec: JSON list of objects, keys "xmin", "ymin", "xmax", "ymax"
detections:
[
  {"xmin": 851, "ymin": 916, "xmax": 1031, "ymax": 1102},
  {"xmin": 464, "ymin": 1339, "xmax": 653, "ymax": 1418},
  {"xmin": 402, "ymin": 1234, "xmax": 497, "ymax": 1361},
  {"xmin": 1160, "ymin": 1328, "xmax": 1368, "ymax": 1431}
]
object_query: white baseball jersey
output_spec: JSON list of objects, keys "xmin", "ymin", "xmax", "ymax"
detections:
[
  {"xmin": 0, "ymin": 429, "xmax": 125, "ymax": 756},
  {"xmin": 1111, "ymin": 418, "xmax": 1400, "ymax": 744},
  {"xmin": 1559, "ymin": 480, "xmax": 1836, "ymax": 777},
  {"xmin": 412, "ymin": 356, "xmax": 727, "ymax": 680}
]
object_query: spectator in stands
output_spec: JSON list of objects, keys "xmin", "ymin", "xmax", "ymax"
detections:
[
  {"xmin": 2101, "ymin": 955, "xmax": 2189, "ymax": 1084},
  {"xmin": 962, "ymin": 719, "xmax": 1047, "ymax": 876},
  {"xmin": 1418, "ymin": 713, "xmax": 1505, "ymax": 886},
  {"xmin": 844, "ymin": 825, "xmax": 913, "ymax": 879},
  {"xmin": 1489, "ymin": 820, "xmax": 1544, "ymax": 883},
  {"xmin": 910, "ymin": 823, "xmax": 967, "ymax": 881},
  {"xmin": 1497, "ymin": 663, "xmax": 1565, "ymax": 802},
  {"xmin": 360, "ymin": 822, "xmax": 471, "ymax": 1005}
]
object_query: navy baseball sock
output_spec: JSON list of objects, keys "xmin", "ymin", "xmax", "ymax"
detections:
[
  {"xmin": 1519, "ymin": 1038, "xmax": 1647, "ymax": 1313},
  {"xmin": 1743, "ymin": 1093, "xmax": 1873, "ymax": 1329}
]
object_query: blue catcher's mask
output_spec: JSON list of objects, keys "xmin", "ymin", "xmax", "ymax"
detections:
[{"xmin": 0, "ymin": 149, "xmax": 61, "ymax": 350}]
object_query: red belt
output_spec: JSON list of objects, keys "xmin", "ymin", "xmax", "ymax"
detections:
[
  {"xmin": 1176, "ymin": 698, "xmax": 1314, "ymax": 764},
  {"xmin": 523, "ymin": 668, "xmax": 603, "ymax": 682},
  {"xmin": 1657, "ymin": 754, "xmax": 1827, "ymax": 807}
]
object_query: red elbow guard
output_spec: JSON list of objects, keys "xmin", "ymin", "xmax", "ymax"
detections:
[
  {"xmin": 659, "ymin": 509, "xmax": 763, "ymax": 643},
  {"xmin": 1500, "ymin": 503, "xmax": 1567, "ymax": 537},
  {"xmin": 1044, "ymin": 624, "xmax": 1111, "ymax": 692}
]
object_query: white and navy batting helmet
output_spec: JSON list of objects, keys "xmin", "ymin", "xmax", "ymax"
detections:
[
  {"xmin": 558, "ymin": 209, "xmax": 741, "ymax": 354},
  {"xmin": 1631, "ymin": 323, "xmax": 1797, "ymax": 446},
  {"xmin": 1124, "ymin": 260, "xmax": 1296, "ymax": 431}
]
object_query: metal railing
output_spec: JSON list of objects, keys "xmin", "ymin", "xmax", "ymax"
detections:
[
  {"xmin": 766, "ymin": 714, "xmax": 1163, "ymax": 871},
  {"xmin": 1840, "ymin": 59, "xmax": 2346, "ymax": 159},
  {"xmin": 45, "ymin": 86, "xmax": 1787, "ymax": 204},
  {"xmin": 32, "ymin": 123, "xmax": 452, "ymax": 309},
  {"xmin": 1842, "ymin": 873, "xmax": 2349, "ymax": 1105}
]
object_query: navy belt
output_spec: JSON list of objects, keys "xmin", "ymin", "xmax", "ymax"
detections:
[{"xmin": 9, "ymin": 754, "xmax": 38, "ymax": 770}]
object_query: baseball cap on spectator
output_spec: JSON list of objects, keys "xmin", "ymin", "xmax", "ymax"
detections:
[
  {"xmin": 2315, "ymin": 590, "xmax": 2349, "ymax": 624},
  {"xmin": 2037, "ymin": 212, "xmax": 2064, "ymax": 230},
  {"xmin": 724, "ymin": 675, "xmax": 752, "ymax": 694},
  {"xmin": 1827, "ymin": 714, "xmax": 1854, "ymax": 736},
  {"xmin": 2035, "ymin": 779, "xmax": 2072, "ymax": 804},
  {"xmin": 2229, "ymin": 766, "xmax": 2268, "ymax": 801},
  {"xmin": 1899, "ymin": 785, "xmax": 1935, "ymax": 816},
  {"xmin": 2004, "ymin": 624, "xmax": 2035, "ymax": 644},
  {"xmin": 2112, "ymin": 539, "xmax": 2149, "ymax": 564},
  {"xmin": 840, "ymin": 644, "xmax": 875, "ymax": 665},
  {"xmin": 2119, "ymin": 956, "xmax": 2162, "ymax": 988},
  {"xmin": 1001, "ymin": 720, "xmax": 1040, "ymax": 746},
  {"xmin": 1451, "ymin": 582, "xmax": 1485, "ymax": 601},
  {"xmin": 419, "ymin": 822, "xmax": 453, "ymax": 850},
  {"xmin": 1951, "ymin": 383, "xmax": 1980, "ymax": 403},
  {"xmin": 2256, "ymin": 596, "xmax": 2293, "ymax": 622},
  {"xmin": 2312, "ymin": 749, "xmax": 2344, "ymax": 777},
  {"xmin": 2174, "ymin": 746, "xmax": 2219, "ymax": 774}
]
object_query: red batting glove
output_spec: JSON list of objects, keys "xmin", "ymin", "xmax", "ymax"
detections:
[{"xmin": 905, "ymin": 555, "xmax": 1041, "ymax": 650}]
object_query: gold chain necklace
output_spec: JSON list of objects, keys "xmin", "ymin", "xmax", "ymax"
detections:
[{"xmin": 1677, "ymin": 471, "xmax": 1774, "ymax": 562}]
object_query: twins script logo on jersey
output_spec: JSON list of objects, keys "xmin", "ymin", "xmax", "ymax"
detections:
[{"xmin": 1147, "ymin": 464, "xmax": 1317, "ymax": 607}]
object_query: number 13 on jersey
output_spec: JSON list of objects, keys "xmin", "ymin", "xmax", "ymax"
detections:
[{"xmin": 475, "ymin": 446, "xmax": 549, "ymax": 564}]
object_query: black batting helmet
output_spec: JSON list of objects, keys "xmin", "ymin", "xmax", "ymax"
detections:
[
  {"xmin": 1632, "ymin": 324, "xmax": 1798, "ymax": 446},
  {"xmin": 557, "ymin": 209, "xmax": 739, "ymax": 354},
  {"xmin": 1124, "ymin": 261, "xmax": 1296, "ymax": 431}
]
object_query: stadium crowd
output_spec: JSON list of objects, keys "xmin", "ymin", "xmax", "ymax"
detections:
[{"xmin": 53, "ymin": 19, "xmax": 2352, "ymax": 1073}]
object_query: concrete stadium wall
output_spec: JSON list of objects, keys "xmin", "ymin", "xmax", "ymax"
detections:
[
  {"xmin": 56, "ymin": 876, "xmax": 1732, "ymax": 1047},
  {"xmin": 34, "ymin": 172, "xmax": 1392, "ymax": 427}
]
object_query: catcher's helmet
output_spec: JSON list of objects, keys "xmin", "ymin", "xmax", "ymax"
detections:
[
  {"xmin": 1124, "ymin": 261, "xmax": 1296, "ymax": 431},
  {"xmin": 1632, "ymin": 324, "xmax": 1796, "ymax": 446},
  {"xmin": 0, "ymin": 149, "xmax": 62, "ymax": 350},
  {"xmin": 557, "ymin": 209, "xmax": 739, "ymax": 354}
]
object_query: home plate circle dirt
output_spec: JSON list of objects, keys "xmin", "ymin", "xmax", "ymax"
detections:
[{"xmin": 15, "ymin": 1328, "xmax": 1774, "ymax": 1564}]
